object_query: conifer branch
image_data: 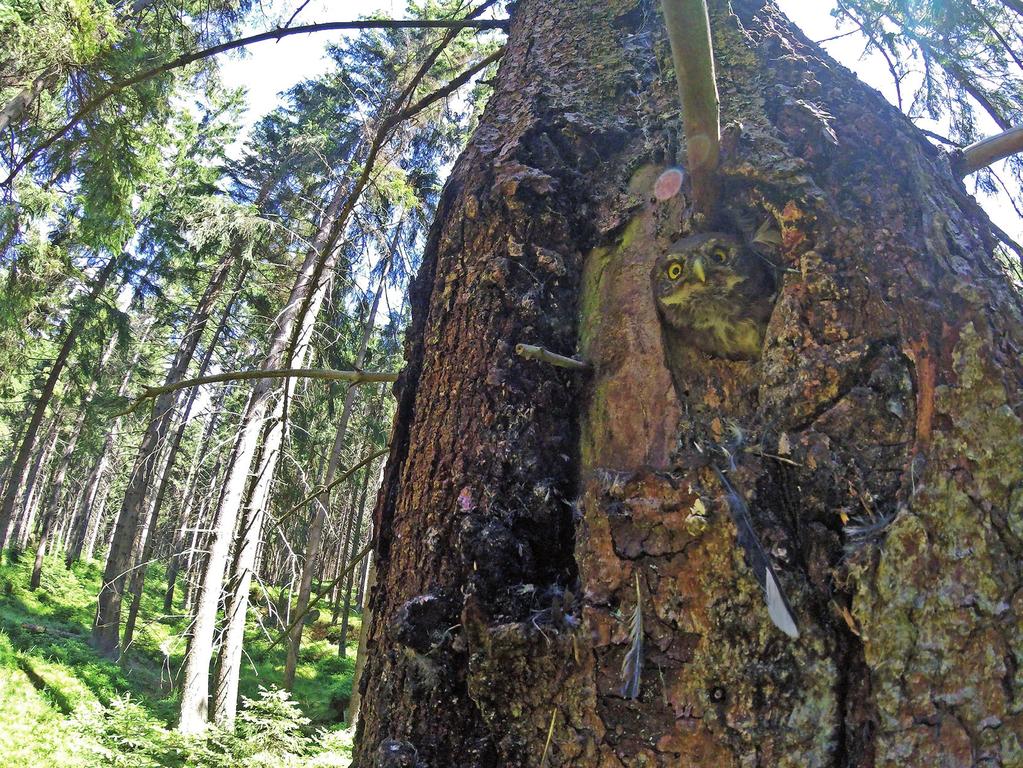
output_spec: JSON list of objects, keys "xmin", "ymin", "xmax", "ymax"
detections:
[
  {"xmin": 954, "ymin": 126, "xmax": 1023, "ymax": 176},
  {"xmin": 660, "ymin": 0, "xmax": 721, "ymax": 218},
  {"xmin": 1, "ymin": 16, "xmax": 508, "ymax": 185}
]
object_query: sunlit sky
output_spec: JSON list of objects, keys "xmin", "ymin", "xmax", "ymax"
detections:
[{"xmin": 216, "ymin": 0, "xmax": 1020, "ymax": 242}]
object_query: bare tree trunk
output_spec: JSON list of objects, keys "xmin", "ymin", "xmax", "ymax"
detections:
[
  {"xmin": 182, "ymin": 455, "xmax": 226, "ymax": 613},
  {"xmin": 211, "ymin": 258, "xmax": 333, "ymax": 726},
  {"xmin": 66, "ymin": 322, "xmax": 154, "ymax": 567},
  {"xmin": 93, "ymin": 251, "xmax": 240, "ymax": 658},
  {"xmin": 211, "ymin": 386, "xmax": 288, "ymax": 724},
  {"xmin": 347, "ymin": 553, "xmax": 375, "ymax": 726},
  {"xmin": 84, "ymin": 483, "xmax": 113, "ymax": 562},
  {"xmin": 29, "ymin": 336, "xmax": 111, "ymax": 587},
  {"xmin": 0, "ymin": 253, "xmax": 121, "ymax": 553},
  {"xmin": 164, "ymin": 386, "xmax": 227, "ymax": 611},
  {"xmin": 121, "ymin": 273, "xmax": 242, "ymax": 652},
  {"xmin": 178, "ymin": 183, "xmax": 349, "ymax": 733},
  {"xmin": 6, "ymin": 412, "xmax": 61, "ymax": 554},
  {"xmin": 354, "ymin": 1, "xmax": 1023, "ymax": 765},
  {"xmin": 283, "ymin": 226, "xmax": 398, "ymax": 687},
  {"xmin": 337, "ymin": 457, "xmax": 375, "ymax": 657}
]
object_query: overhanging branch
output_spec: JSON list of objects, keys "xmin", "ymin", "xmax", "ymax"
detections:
[
  {"xmin": 2, "ymin": 16, "xmax": 508, "ymax": 186},
  {"xmin": 117, "ymin": 367, "xmax": 399, "ymax": 416},
  {"xmin": 954, "ymin": 126, "xmax": 1023, "ymax": 176},
  {"xmin": 660, "ymin": 0, "xmax": 721, "ymax": 218}
]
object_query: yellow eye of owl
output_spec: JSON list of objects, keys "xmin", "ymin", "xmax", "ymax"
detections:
[
  {"xmin": 712, "ymin": 247, "xmax": 729, "ymax": 264},
  {"xmin": 667, "ymin": 262, "xmax": 683, "ymax": 280}
]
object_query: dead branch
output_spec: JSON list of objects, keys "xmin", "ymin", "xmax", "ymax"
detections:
[
  {"xmin": 117, "ymin": 368, "xmax": 399, "ymax": 416},
  {"xmin": 954, "ymin": 125, "xmax": 1023, "ymax": 176},
  {"xmin": 515, "ymin": 343, "xmax": 591, "ymax": 371}
]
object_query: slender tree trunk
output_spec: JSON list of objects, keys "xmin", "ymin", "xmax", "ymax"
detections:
[
  {"xmin": 84, "ymin": 483, "xmax": 113, "ymax": 562},
  {"xmin": 29, "ymin": 419, "xmax": 82, "ymax": 588},
  {"xmin": 0, "ymin": 253, "xmax": 121, "ymax": 553},
  {"xmin": 182, "ymin": 455, "xmax": 225, "ymax": 613},
  {"xmin": 330, "ymin": 478, "xmax": 362, "ymax": 625},
  {"xmin": 179, "ymin": 183, "xmax": 350, "ymax": 733},
  {"xmin": 283, "ymin": 227, "xmax": 398, "ymax": 687},
  {"xmin": 121, "ymin": 273, "xmax": 242, "ymax": 652},
  {"xmin": 347, "ymin": 553, "xmax": 375, "ymax": 726},
  {"xmin": 211, "ymin": 386, "xmax": 288, "ymax": 725},
  {"xmin": 211, "ymin": 257, "xmax": 334, "ymax": 726},
  {"xmin": 337, "ymin": 458, "xmax": 375, "ymax": 657},
  {"xmin": 93, "ymin": 251, "xmax": 240, "ymax": 657},
  {"xmin": 66, "ymin": 322, "xmax": 153, "ymax": 567},
  {"xmin": 164, "ymin": 387, "xmax": 226, "ymax": 611},
  {"xmin": 7, "ymin": 412, "xmax": 61, "ymax": 554},
  {"xmin": 29, "ymin": 341, "xmax": 110, "ymax": 587},
  {"xmin": 355, "ymin": 1, "xmax": 1023, "ymax": 765}
]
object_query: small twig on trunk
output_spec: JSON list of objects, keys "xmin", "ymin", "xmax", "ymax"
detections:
[
  {"xmin": 660, "ymin": 0, "xmax": 721, "ymax": 219},
  {"xmin": 953, "ymin": 125, "xmax": 1023, "ymax": 176},
  {"xmin": 116, "ymin": 368, "xmax": 399, "ymax": 416},
  {"xmin": 515, "ymin": 343, "xmax": 591, "ymax": 371}
]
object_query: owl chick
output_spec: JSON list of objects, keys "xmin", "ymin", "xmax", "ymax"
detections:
[{"xmin": 653, "ymin": 231, "xmax": 778, "ymax": 361}]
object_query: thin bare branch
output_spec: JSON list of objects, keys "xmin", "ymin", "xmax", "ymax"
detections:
[
  {"xmin": 515, "ymin": 343, "xmax": 591, "ymax": 371},
  {"xmin": 117, "ymin": 368, "xmax": 399, "ymax": 416}
]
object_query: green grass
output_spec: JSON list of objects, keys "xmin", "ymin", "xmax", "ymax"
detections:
[{"xmin": 0, "ymin": 550, "xmax": 361, "ymax": 766}]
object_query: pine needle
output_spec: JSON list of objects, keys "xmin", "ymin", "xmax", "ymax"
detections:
[{"xmin": 540, "ymin": 707, "xmax": 557, "ymax": 766}]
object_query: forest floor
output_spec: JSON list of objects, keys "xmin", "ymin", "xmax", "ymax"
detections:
[{"xmin": 0, "ymin": 552, "xmax": 359, "ymax": 766}]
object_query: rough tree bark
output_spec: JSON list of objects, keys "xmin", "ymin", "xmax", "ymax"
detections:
[{"xmin": 354, "ymin": 1, "xmax": 1023, "ymax": 766}]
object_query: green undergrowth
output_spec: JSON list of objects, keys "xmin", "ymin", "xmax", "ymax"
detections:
[{"xmin": 0, "ymin": 550, "xmax": 362, "ymax": 767}]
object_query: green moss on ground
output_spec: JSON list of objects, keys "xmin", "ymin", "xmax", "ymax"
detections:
[{"xmin": 0, "ymin": 552, "xmax": 361, "ymax": 766}]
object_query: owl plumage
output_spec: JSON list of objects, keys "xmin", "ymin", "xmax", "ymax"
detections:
[{"xmin": 652, "ymin": 231, "xmax": 778, "ymax": 361}]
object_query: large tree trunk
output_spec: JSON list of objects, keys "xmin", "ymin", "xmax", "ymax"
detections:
[
  {"xmin": 92, "ymin": 249, "xmax": 240, "ymax": 657},
  {"xmin": 0, "ymin": 253, "xmax": 121, "ymax": 553},
  {"xmin": 353, "ymin": 1, "xmax": 1023, "ymax": 766}
]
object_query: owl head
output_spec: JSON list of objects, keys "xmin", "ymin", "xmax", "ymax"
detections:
[{"xmin": 652, "ymin": 230, "xmax": 779, "ymax": 360}]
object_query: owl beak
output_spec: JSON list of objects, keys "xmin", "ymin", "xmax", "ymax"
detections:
[{"xmin": 690, "ymin": 257, "xmax": 706, "ymax": 284}]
